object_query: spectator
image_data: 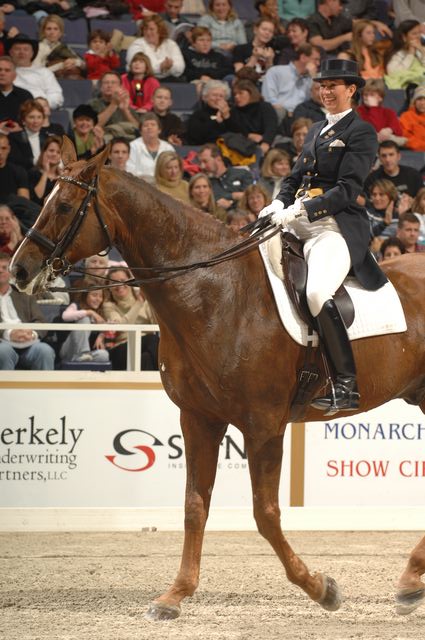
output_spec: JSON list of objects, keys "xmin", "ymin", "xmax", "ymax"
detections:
[
  {"xmin": 275, "ymin": 17, "xmax": 309, "ymax": 65},
  {"xmin": 399, "ymin": 84, "xmax": 425, "ymax": 151},
  {"xmin": 84, "ymin": 29, "xmax": 120, "ymax": 82},
  {"xmin": 357, "ymin": 78, "xmax": 406, "ymax": 145},
  {"xmin": 109, "ymin": 136, "xmax": 130, "ymax": 170},
  {"xmin": 160, "ymin": 0, "xmax": 195, "ymax": 37},
  {"xmin": 70, "ymin": 104, "xmax": 105, "ymax": 160},
  {"xmin": 343, "ymin": 0, "xmax": 392, "ymax": 38},
  {"xmin": 0, "ymin": 55, "xmax": 32, "ymax": 132},
  {"xmin": 185, "ymin": 79, "xmax": 231, "ymax": 145},
  {"xmin": 278, "ymin": 0, "xmax": 315, "ymax": 21},
  {"xmin": 233, "ymin": 17, "xmax": 276, "ymax": 78},
  {"xmin": 258, "ymin": 147, "xmax": 292, "ymax": 198},
  {"xmin": 364, "ymin": 140, "xmax": 424, "ymax": 204},
  {"xmin": 351, "ymin": 19, "xmax": 385, "ymax": 79},
  {"xmin": 261, "ymin": 44, "xmax": 321, "ymax": 121},
  {"xmin": 411, "ymin": 185, "xmax": 425, "ymax": 245},
  {"xmin": 8, "ymin": 99, "xmax": 48, "ymax": 170},
  {"xmin": 0, "ymin": 205, "xmax": 22, "ymax": 255},
  {"xmin": 126, "ymin": 14, "xmax": 185, "ymax": 81},
  {"xmin": 198, "ymin": 0, "xmax": 247, "ymax": 54},
  {"xmin": 121, "ymin": 52, "xmax": 160, "ymax": 113},
  {"xmin": 308, "ymin": 0, "xmax": 353, "ymax": 55},
  {"xmin": 292, "ymin": 81, "xmax": 326, "ymax": 123},
  {"xmin": 127, "ymin": 0, "xmax": 166, "ymax": 22},
  {"xmin": 227, "ymin": 78, "xmax": 278, "ymax": 155},
  {"xmin": 197, "ymin": 143, "xmax": 254, "ymax": 210},
  {"xmin": 226, "ymin": 209, "xmax": 251, "ymax": 230},
  {"xmin": 237, "ymin": 183, "xmax": 271, "ymax": 221},
  {"xmin": 6, "ymin": 34, "xmax": 64, "ymax": 109},
  {"xmin": 89, "ymin": 71, "xmax": 139, "ymax": 142},
  {"xmin": 396, "ymin": 211, "xmax": 425, "ymax": 252},
  {"xmin": 255, "ymin": 0, "xmax": 286, "ymax": 36},
  {"xmin": 59, "ymin": 284, "xmax": 110, "ymax": 364},
  {"xmin": 276, "ymin": 116, "xmax": 313, "ymax": 163},
  {"xmin": 366, "ymin": 178, "xmax": 401, "ymax": 239},
  {"xmin": 379, "ymin": 236, "xmax": 406, "ymax": 262},
  {"xmin": 394, "ymin": 0, "xmax": 425, "ymax": 27},
  {"xmin": 152, "ymin": 85, "xmax": 185, "ymax": 145},
  {"xmin": 385, "ymin": 20, "xmax": 425, "ymax": 89},
  {"xmin": 126, "ymin": 112, "xmax": 174, "ymax": 179},
  {"xmin": 154, "ymin": 150, "xmax": 190, "ymax": 202},
  {"xmin": 188, "ymin": 171, "xmax": 227, "ymax": 221},
  {"xmin": 0, "ymin": 10, "xmax": 18, "ymax": 57},
  {"xmin": 0, "ymin": 132, "xmax": 29, "ymax": 204},
  {"xmin": 32, "ymin": 15, "xmax": 85, "ymax": 80},
  {"xmin": 183, "ymin": 26, "xmax": 233, "ymax": 84},
  {"xmin": 28, "ymin": 135, "xmax": 62, "ymax": 206},
  {"xmin": 34, "ymin": 96, "xmax": 65, "ymax": 136},
  {"xmin": 0, "ymin": 251, "xmax": 55, "ymax": 371},
  {"xmin": 101, "ymin": 266, "xmax": 158, "ymax": 371}
]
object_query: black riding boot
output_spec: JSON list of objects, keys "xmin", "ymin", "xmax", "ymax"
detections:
[{"xmin": 311, "ymin": 299, "xmax": 359, "ymax": 414}]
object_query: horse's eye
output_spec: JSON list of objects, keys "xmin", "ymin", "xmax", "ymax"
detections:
[{"xmin": 57, "ymin": 203, "xmax": 73, "ymax": 215}]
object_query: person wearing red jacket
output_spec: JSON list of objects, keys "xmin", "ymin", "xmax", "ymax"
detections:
[
  {"xmin": 400, "ymin": 85, "xmax": 425, "ymax": 152},
  {"xmin": 125, "ymin": 0, "xmax": 165, "ymax": 21},
  {"xmin": 357, "ymin": 78, "xmax": 406, "ymax": 146},
  {"xmin": 84, "ymin": 29, "xmax": 120, "ymax": 81},
  {"xmin": 121, "ymin": 52, "xmax": 160, "ymax": 112}
]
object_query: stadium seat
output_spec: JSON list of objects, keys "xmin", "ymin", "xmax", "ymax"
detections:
[
  {"xmin": 58, "ymin": 78, "xmax": 94, "ymax": 108},
  {"xmin": 4, "ymin": 14, "xmax": 37, "ymax": 39},
  {"xmin": 161, "ymin": 82, "xmax": 199, "ymax": 115},
  {"xmin": 383, "ymin": 89, "xmax": 407, "ymax": 115},
  {"xmin": 231, "ymin": 0, "xmax": 257, "ymax": 22},
  {"xmin": 50, "ymin": 109, "xmax": 71, "ymax": 133},
  {"xmin": 63, "ymin": 18, "xmax": 89, "ymax": 46},
  {"xmin": 400, "ymin": 150, "xmax": 425, "ymax": 172},
  {"xmin": 89, "ymin": 18, "xmax": 138, "ymax": 36}
]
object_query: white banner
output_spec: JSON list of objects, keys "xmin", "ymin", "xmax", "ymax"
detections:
[
  {"xmin": 304, "ymin": 400, "xmax": 425, "ymax": 506},
  {"xmin": 0, "ymin": 389, "xmax": 291, "ymax": 509}
]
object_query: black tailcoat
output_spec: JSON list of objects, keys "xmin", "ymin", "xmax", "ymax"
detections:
[{"xmin": 277, "ymin": 110, "xmax": 387, "ymax": 291}]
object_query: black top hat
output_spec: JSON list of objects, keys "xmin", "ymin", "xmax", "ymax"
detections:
[
  {"xmin": 313, "ymin": 58, "xmax": 365, "ymax": 88},
  {"xmin": 5, "ymin": 33, "xmax": 39, "ymax": 62},
  {"xmin": 73, "ymin": 104, "xmax": 98, "ymax": 124}
]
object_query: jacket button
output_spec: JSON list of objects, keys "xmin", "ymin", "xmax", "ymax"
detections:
[{"xmin": 303, "ymin": 158, "xmax": 307, "ymax": 163}]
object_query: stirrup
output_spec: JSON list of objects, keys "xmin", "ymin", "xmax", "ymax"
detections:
[{"xmin": 311, "ymin": 378, "xmax": 359, "ymax": 416}]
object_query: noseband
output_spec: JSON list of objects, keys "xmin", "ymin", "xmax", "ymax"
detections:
[{"xmin": 25, "ymin": 174, "xmax": 113, "ymax": 277}]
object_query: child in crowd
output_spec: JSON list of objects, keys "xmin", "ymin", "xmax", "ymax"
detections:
[
  {"xmin": 379, "ymin": 237, "xmax": 406, "ymax": 262},
  {"xmin": 84, "ymin": 29, "xmax": 120, "ymax": 81},
  {"xmin": 183, "ymin": 26, "xmax": 233, "ymax": 84},
  {"xmin": 33, "ymin": 15, "xmax": 85, "ymax": 79},
  {"xmin": 357, "ymin": 79, "xmax": 406, "ymax": 146},
  {"xmin": 60, "ymin": 283, "xmax": 110, "ymax": 364},
  {"xmin": 121, "ymin": 52, "xmax": 160, "ymax": 113},
  {"xmin": 152, "ymin": 86, "xmax": 185, "ymax": 145}
]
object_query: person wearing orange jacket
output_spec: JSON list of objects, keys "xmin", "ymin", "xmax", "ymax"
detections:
[{"xmin": 399, "ymin": 85, "xmax": 425, "ymax": 152}]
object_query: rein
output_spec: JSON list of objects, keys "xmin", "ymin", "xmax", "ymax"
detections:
[{"xmin": 25, "ymin": 171, "xmax": 279, "ymax": 294}]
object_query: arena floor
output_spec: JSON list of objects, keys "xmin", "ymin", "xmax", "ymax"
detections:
[{"xmin": 1, "ymin": 530, "xmax": 424, "ymax": 640}]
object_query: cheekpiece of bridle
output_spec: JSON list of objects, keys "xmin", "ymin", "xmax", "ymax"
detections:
[{"xmin": 25, "ymin": 174, "xmax": 113, "ymax": 280}]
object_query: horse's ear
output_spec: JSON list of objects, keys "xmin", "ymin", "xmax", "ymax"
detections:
[
  {"xmin": 61, "ymin": 135, "xmax": 77, "ymax": 166},
  {"xmin": 79, "ymin": 143, "xmax": 112, "ymax": 182}
]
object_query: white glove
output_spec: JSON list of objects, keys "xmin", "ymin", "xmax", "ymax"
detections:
[
  {"xmin": 259, "ymin": 199, "xmax": 284, "ymax": 219},
  {"xmin": 276, "ymin": 199, "xmax": 307, "ymax": 227}
]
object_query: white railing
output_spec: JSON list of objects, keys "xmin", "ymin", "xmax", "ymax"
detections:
[{"xmin": 0, "ymin": 322, "xmax": 161, "ymax": 382}]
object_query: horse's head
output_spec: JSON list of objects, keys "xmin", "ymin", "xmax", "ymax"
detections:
[{"xmin": 11, "ymin": 136, "xmax": 112, "ymax": 294}]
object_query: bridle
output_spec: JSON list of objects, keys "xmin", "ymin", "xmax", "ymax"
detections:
[
  {"xmin": 25, "ymin": 174, "xmax": 113, "ymax": 280},
  {"xmin": 24, "ymin": 171, "xmax": 280, "ymax": 293}
]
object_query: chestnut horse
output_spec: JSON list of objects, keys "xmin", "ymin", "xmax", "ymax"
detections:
[{"xmin": 11, "ymin": 139, "xmax": 425, "ymax": 619}]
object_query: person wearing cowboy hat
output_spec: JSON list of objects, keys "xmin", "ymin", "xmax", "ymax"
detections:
[
  {"xmin": 261, "ymin": 58, "xmax": 387, "ymax": 415},
  {"xmin": 6, "ymin": 34, "xmax": 64, "ymax": 109}
]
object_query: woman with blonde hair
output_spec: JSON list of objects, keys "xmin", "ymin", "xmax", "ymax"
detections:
[
  {"xmin": 198, "ymin": 0, "xmax": 247, "ymax": 53},
  {"xmin": 351, "ymin": 19, "xmax": 385, "ymax": 80},
  {"xmin": 125, "ymin": 14, "xmax": 185, "ymax": 80},
  {"xmin": 0, "ymin": 206, "xmax": 23, "ymax": 256},
  {"xmin": 258, "ymin": 148, "xmax": 292, "ymax": 198},
  {"xmin": 238, "ymin": 183, "xmax": 271, "ymax": 221},
  {"xmin": 188, "ymin": 172, "xmax": 227, "ymax": 222},
  {"xmin": 154, "ymin": 151, "xmax": 190, "ymax": 203},
  {"xmin": 33, "ymin": 15, "xmax": 85, "ymax": 79}
]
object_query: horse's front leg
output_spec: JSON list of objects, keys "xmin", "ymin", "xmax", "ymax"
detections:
[
  {"xmin": 245, "ymin": 431, "xmax": 342, "ymax": 611},
  {"xmin": 395, "ymin": 535, "xmax": 425, "ymax": 615},
  {"xmin": 146, "ymin": 410, "xmax": 227, "ymax": 621}
]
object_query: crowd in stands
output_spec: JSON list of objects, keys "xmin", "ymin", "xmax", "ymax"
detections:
[{"xmin": 1, "ymin": 0, "xmax": 425, "ymax": 371}]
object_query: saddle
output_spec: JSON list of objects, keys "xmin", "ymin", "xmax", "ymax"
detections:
[{"xmin": 280, "ymin": 232, "xmax": 355, "ymax": 421}]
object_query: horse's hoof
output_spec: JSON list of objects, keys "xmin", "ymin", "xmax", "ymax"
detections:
[
  {"xmin": 144, "ymin": 601, "xmax": 181, "ymax": 621},
  {"xmin": 395, "ymin": 587, "xmax": 425, "ymax": 615},
  {"xmin": 317, "ymin": 574, "xmax": 343, "ymax": 612}
]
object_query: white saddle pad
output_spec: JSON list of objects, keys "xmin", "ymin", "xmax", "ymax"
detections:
[{"xmin": 259, "ymin": 233, "xmax": 407, "ymax": 348}]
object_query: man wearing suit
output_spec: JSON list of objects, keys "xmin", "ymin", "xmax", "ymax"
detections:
[
  {"xmin": 0, "ymin": 251, "xmax": 55, "ymax": 370},
  {"xmin": 261, "ymin": 58, "xmax": 387, "ymax": 414}
]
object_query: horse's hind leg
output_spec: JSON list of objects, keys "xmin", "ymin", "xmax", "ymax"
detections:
[
  {"xmin": 395, "ymin": 535, "xmax": 425, "ymax": 615},
  {"xmin": 145, "ymin": 410, "xmax": 227, "ymax": 621},
  {"xmin": 245, "ymin": 433, "xmax": 342, "ymax": 611}
]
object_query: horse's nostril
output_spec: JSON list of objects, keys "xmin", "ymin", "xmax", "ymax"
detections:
[{"xmin": 13, "ymin": 264, "xmax": 29, "ymax": 284}]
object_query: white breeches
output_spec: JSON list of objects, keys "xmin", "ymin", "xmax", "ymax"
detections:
[{"xmin": 290, "ymin": 215, "xmax": 352, "ymax": 317}]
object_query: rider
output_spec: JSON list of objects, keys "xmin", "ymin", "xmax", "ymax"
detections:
[{"xmin": 261, "ymin": 58, "xmax": 387, "ymax": 414}]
